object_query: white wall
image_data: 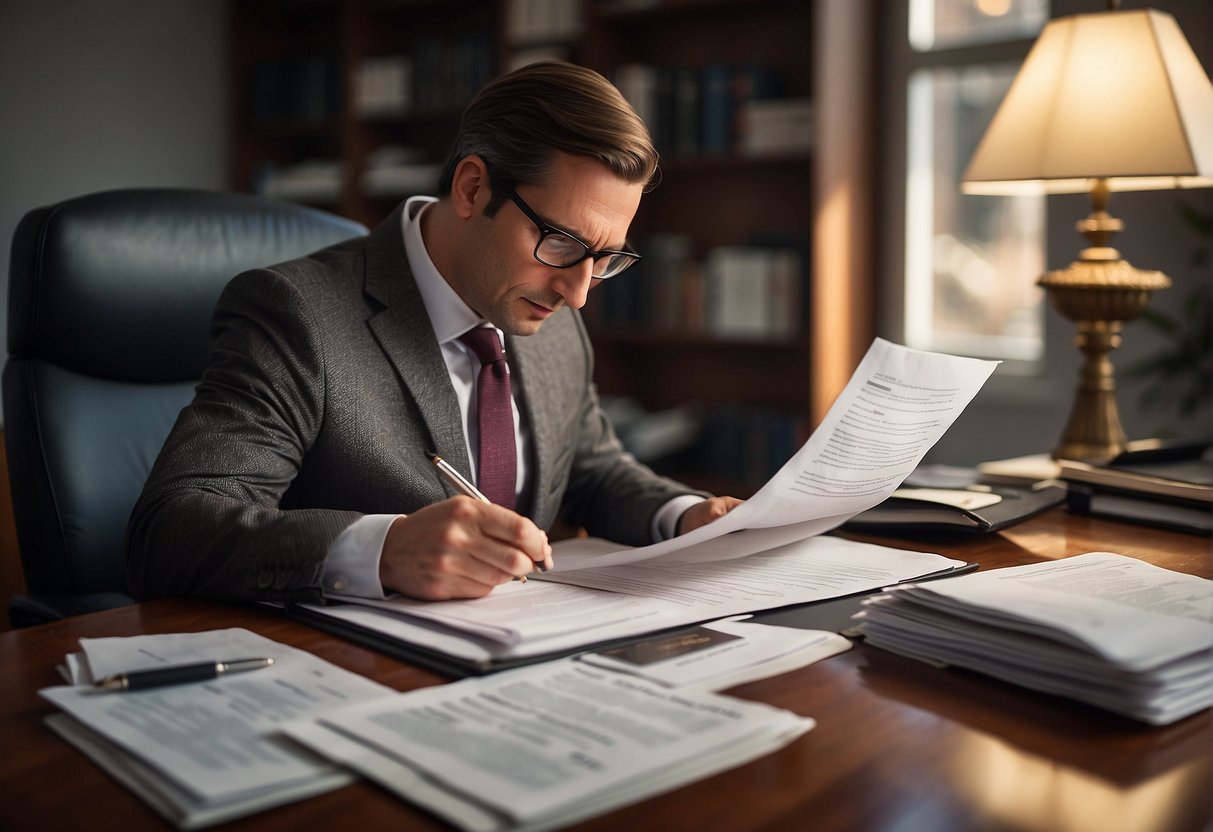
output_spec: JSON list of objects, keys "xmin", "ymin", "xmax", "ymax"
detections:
[{"xmin": 0, "ymin": 0, "xmax": 229, "ymax": 418}]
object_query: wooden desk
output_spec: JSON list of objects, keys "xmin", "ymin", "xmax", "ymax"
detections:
[{"xmin": 1, "ymin": 510, "xmax": 1208, "ymax": 831}]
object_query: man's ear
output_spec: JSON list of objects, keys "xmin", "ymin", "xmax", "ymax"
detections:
[{"xmin": 450, "ymin": 155, "xmax": 490, "ymax": 220}]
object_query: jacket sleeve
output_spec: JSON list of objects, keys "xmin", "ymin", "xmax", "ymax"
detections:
[{"xmin": 125, "ymin": 266, "xmax": 360, "ymax": 603}]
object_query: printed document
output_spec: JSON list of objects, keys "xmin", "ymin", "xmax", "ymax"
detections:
[
  {"xmin": 553, "ymin": 337, "xmax": 998, "ymax": 570},
  {"xmin": 323, "ymin": 537, "xmax": 967, "ymax": 662},
  {"xmin": 41, "ymin": 628, "xmax": 395, "ymax": 828},
  {"xmin": 284, "ymin": 658, "xmax": 814, "ymax": 832}
]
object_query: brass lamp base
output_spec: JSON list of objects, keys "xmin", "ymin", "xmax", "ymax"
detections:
[
  {"xmin": 1040, "ymin": 260, "xmax": 1170, "ymax": 462},
  {"xmin": 1039, "ymin": 180, "xmax": 1170, "ymax": 464}
]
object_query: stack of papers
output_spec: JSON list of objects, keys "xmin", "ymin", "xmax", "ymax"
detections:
[
  {"xmin": 853, "ymin": 553, "xmax": 1213, "ymax": 725},
  {"xmin": 284, "ymin": 659, "xmax": 815, "ymax": 832},
  {"xmin": 41, "ymin": 629, "xmax": 395, "ymax": 829}
]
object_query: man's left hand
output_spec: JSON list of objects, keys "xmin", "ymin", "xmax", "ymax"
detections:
[{"xmin": 677, "ymin": 496, "xmax": 743, "ymax": 535}]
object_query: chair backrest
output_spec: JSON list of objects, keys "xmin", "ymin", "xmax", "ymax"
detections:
[{"xmin": 4, "ymin": 188, "xmax": 367, "ymax": 603}]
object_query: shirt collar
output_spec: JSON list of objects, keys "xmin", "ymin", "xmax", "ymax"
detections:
[{"xmin": 402, "ymin": 195, "xmax": 486, "ymax": 346}]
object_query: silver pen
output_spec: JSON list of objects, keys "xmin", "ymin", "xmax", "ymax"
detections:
[
  {"xmin": 429, "ymin": 454, "xmax": 549, "ymax": 575},
  {"xmin": 94, "ymin": 657, "xmax": 273, "ymax": 692}
]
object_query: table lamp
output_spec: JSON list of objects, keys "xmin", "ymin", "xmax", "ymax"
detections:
[{"xmin": 961, "ymin": 4, "xmax": 1213, "ymax": 463}]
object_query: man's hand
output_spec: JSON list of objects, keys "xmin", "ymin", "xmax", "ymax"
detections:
[
  {"xmin": 379, "ymin": 497, "xmax": 552, "ymax": 600},
  {"xmin": 677, "ymin": 496, "xmax": 743, "ymax": 536}
]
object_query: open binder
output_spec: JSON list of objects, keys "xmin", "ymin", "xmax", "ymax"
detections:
[{"xmin": 842, "ymin": 484, "xmax": 1066, "ymax": 534}]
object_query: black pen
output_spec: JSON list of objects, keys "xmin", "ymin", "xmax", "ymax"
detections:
[
  {"xmin": 94, "ymin": 657, "xmax": 274, "ymax": 692},
  {"xmin": 429, "ymin": 454, "xmax": 549, "ymax": 575}
]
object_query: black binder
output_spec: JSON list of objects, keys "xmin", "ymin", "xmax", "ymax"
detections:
[{"xmin": 842, "ymin": 485, "xmax": 1066, "ymax": 534}]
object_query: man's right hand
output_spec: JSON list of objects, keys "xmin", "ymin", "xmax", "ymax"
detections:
[{"xmin": 379, "ymin": 497, "xmax": 552, "ymax": 600}]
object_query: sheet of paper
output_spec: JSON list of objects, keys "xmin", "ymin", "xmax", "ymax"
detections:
[
  {"xmin": 315, "ymin": 538, "xmax": 964, "ymax": 661},
  {"xmin": 284, "ymin": 659, "xmax": 814, "ymax": 831},
  {"xmin": 45, "ymin": 714, "xmax": 354, "ymax": 831},
  {"xmin": 542, "ymin": 536, "xmax": 965, "ymax": 611},
  {"xmin": 577, "ymin": 618, "xmax": 852, "ymax": 690},
  {"xmin": 333, "ymin": 580, "xmax": 677, "ymax": 645},
  {"xmin": 42, "ymin": 629, "xmax": 395, "ymax": 807},
  {"xmin": 553, "ymin": 338, "xmax": 998, "ymax": 570}
]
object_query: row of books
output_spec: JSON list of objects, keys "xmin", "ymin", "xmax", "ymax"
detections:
[
  {"xmin": 504, "ymin": 0, "xmax": 584, "ymax": 47},
  {"xmin": 674, "ymin": 404, "xmax": 806, "ymax": 489},
  {"xmin": 254, "ymin": 144, "xmax": 443, "ymax": 202},
  {"xmin": 614, "ymin": 62, "xmax": 813, "ymax": 159},
  {"xmin": 351, "ymin": 31, "xmax": 494, "ymax": 120},
  {"xmin": 583, "ymin": 235, "xmax": 809, "ymax": 340},
  {"xmin": 249, "ymin": 54, "xmax": 340, "ymax": 126}
]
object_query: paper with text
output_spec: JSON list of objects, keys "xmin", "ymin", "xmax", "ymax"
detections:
[
  {"xmin": 42, "ymin": 629, "xmax": 394, "ymax": 808},
  {"xmin": 285, "ymin": 659, "xmax": 814, "ymax": 831},
  {"xmin": 554, "ymin": 338, "xmax": 998, "ymax": 570},
  {"xmin": 324, "ymin": 537, "xmax": 964, "ymax": 659}
]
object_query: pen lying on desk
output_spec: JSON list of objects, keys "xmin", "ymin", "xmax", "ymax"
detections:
[
  {"xmin": 429, "ymin": 453, "xmax": 548, "ymax": 577},
  {"xmin": 94, "ymin": 657, "xmax": 273, "ymax": 692}
]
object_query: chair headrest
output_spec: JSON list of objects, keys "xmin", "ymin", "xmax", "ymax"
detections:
[{"xmin": 8, "ymin": 188, "xmax": 367, "ymax": 382}]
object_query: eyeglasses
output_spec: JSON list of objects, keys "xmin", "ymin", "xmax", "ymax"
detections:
[{"xmin": 505, "ymin": 187, "xmax": 641, "ymax": 280}]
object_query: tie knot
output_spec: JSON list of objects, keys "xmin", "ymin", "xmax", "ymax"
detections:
[{"xmin": 459, "ymin": 327, "xmax": 505, "ymax": 365}]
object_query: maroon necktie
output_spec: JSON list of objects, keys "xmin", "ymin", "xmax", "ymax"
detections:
[{"xmin": 459, "ymin": 327, "xmax": 517, "ymax": 509}]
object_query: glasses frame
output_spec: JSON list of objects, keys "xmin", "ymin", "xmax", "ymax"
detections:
[{"xmin": 504, "ymin": 187, "xmax": 641, "ymax": 280}]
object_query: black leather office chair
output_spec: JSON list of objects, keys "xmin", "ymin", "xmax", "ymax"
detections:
[{"xmin": 4, "ymin": 188, "xmax": 367, "ymax": 627}]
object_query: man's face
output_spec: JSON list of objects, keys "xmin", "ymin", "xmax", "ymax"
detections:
[{"xmin": 452, "ymin": 153, "xmax": 643, "ymax": 337}]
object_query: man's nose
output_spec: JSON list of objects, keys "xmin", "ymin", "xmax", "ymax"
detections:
[{"xmin": 552, "ymin": 260, "xmax": 595, "ymax": 309}]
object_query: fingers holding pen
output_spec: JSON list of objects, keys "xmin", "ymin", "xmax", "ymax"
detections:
[
  {"xmin": 480, "ymin": 501, "xmax": 553, "ymax": 574},
  {"xmin": 379, "ymin": 498, "xmax": 550, "ymax": 601}
]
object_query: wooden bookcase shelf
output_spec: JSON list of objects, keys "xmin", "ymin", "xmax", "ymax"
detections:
[{"xmin": 229, "ymin": 0, "xmax": 875, "ymax": 494}]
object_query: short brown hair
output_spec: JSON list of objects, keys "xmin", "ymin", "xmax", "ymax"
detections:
[{"xmin": 437, "ymin": 61, "xmax": 659, "ymax": 213}]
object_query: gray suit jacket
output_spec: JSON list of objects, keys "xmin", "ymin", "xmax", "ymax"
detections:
[{"xmin": 125, "ymin": 202, "xmax": 699, "ymax": 603}]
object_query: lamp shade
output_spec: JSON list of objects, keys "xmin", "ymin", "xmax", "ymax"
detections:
[{"xmin": 962, "ymin": 9, "xmax": 1213, "ymax": 195}]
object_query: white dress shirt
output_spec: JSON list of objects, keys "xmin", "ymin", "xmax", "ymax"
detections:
[{"xmin": 323, "ymin": 197, "xmax": 700, "ymax": 598}]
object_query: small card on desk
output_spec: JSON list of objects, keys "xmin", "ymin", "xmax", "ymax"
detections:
[{"xmin": 595, "ymin": 626, "xmax": 743, "ymax": 666}]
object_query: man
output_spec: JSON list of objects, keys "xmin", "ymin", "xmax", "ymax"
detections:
[{"xmin": 126, "ymin": 61, "xmax": 740, "ymax": 604}]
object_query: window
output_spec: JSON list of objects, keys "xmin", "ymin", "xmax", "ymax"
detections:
[
  {"xmin": 898, "ymin": 0, "xmax": 1049, "ymax": 363},
  {"xmin": 911, "ymin": 0, "xmax": 1048, "ymax": 51}
]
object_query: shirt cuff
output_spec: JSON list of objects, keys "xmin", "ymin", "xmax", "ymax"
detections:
[
  {"xmin": 652, "ymin": 494, "xmax": 706, "ymax": 542},
  {"xmin": 323, "ymin": 514, "xmax": 401, "ymax": 599}
]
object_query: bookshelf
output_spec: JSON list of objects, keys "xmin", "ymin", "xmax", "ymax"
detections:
[{"xmin": 229, "ymin": 0, "xmax": 876, "ymax": 496}]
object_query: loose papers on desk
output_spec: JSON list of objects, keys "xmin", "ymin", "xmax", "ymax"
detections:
[
  {"xmin": 284, "ymin": 658, "xmax": 814, "ymax": 832},
  {"xmin": 40, "ymin": 628, "xmax": 396, "ymax": 829},
  {"xmin": 313, "ymin": 536, "xmax": 967, "ymax": 669},
  {"xmin": 853, "ymin": 553, "xmax": 1213, "ymax": 725}
]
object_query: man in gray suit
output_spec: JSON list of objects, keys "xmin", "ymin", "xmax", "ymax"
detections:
[{"xmin": 126, "ymin": 61, "xmax": 740, "ymax": 604}]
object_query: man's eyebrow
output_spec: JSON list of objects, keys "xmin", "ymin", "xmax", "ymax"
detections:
[{"xmin": 544, "ymin": 210, "xmax": 629, "ymax": 251}]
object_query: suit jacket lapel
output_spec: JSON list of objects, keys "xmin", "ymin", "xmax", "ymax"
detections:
[{"xmin": 362, "ymin": 203, "xmax": 470, "ymax": 482}]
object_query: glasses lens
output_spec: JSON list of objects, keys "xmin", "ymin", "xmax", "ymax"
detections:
[
  {"xmin": 592, "ymin": 253, "xmax": 639, "ymax": 279},
  {"xmin": 535, "ymin": 232, "xmax": 586, "ymax": 267}
]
